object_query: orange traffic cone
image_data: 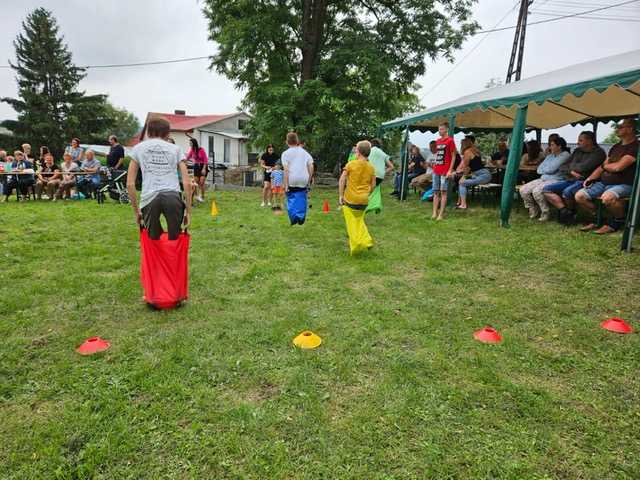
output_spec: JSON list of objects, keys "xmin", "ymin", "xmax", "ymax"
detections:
[{"xmin": 322, "ymin": 200, "xmax": 330, "ymax": 213}]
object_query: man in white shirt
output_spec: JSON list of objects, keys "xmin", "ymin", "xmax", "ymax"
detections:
[
  {"xmin": 126, "ymin": 117, "xmax": 192, "ymax": 240},
  {"xmin": 282, "ymin": 132, "xmax": 314, "ymax": 191}
]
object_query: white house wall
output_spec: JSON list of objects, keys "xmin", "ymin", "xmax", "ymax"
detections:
[
  {"xmin": 212, "ymin": 113, "xmax": 251, "ymax": 132},
  {"xmin": 196, "ymin": 130, "xmax": 247, "ymax": 167}
]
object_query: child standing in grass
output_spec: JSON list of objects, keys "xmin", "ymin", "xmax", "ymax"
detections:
[
  {"xmin": 339, "ymin": 140, "xmax": 376, "ymax": 255},
  {"xmin": 270, "ymin": 163, "xmax": 284, "ymax": 211}
]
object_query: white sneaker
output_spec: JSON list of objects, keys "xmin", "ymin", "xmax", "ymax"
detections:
[
  {"xmin": 260, "ymin": 202, "xmax": 266, "ymax": 207},
  {"xmin": 267, "ymin": 202, "xmax": 272, "ymax": 206},
  {"xmin": 197, "ymin": 196, "xmax": 204, "ymax": 203}
]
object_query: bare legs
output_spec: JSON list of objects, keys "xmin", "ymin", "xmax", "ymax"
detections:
[
  {"xmin": 432, "ymin": 191, "xmax": 447, "ymax": 220},
  {"xmin": 262, "ymin": 182, "xmax": 272, "ymax": 205}
]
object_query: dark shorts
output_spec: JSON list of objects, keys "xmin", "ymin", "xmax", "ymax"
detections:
[
  {"xmin": 376, "ymin": 177, "xmax": 383, "ymax": 186},
  {"xmin": 142, "ymin": 191, "xmax": 185, "ymax": 240},
  {"xmin": 264, "ymin": 171, "xmax": 272, "ymax": 183},
  {"xmin": 193, "ymin": 164, "xmax": 207, "ymax": 178}
]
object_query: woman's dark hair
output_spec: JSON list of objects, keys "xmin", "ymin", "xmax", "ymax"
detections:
[
  {"xmin": 40, "ymin": 146, "xmax": 50, "ymax": 157},
  {"xmin": 189, "ymin": 138, "xmax": 199, "ymax": 151},
  {"xmin": 71, "ymin": 138, "xmax": 80, "ymax": 146},
  {"xmin": 266, "ymin": 144, "xmax": 275, "ymax": 152},
  {"xmin": 579, "ymin": 131, "xmax": 597, "ymax": 145},
  {"xmin": 526, "ymin": 140, "xmax": 541, "ymax": 160},
  {"xmin": 550, "ymin": 136, "xmax": 567, "ymax": 151}
]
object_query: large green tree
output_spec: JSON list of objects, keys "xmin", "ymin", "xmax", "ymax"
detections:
[
  {"xmin": 1, "ymin": 8, "xmax": 113, "ymax": 157},
  {"xmin": 203, "ymin": 0, "xmax": 478, "ymax": 170}
]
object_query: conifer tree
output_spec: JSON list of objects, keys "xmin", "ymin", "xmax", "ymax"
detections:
[{"xmin": 1, "ymin": 8, "xmax": 111, "ymax": 156}]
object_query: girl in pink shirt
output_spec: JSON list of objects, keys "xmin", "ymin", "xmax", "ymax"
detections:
[{"xmin": 186, "ymin": 138, "xmax": 209, "ymax": 202}]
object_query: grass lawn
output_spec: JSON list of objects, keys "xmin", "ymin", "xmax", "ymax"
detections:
[{"xmin": 1, "ymin": 188, "xmax": 639, "ymax": 479}]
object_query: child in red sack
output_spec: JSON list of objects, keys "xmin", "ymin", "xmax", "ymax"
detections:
[{"xmin": 126, "ymin": 117, "xmax": 192, "ymax": 239}]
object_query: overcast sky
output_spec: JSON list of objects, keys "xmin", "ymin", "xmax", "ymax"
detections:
[{"xmin": 1, "ymin": 0, "xmax": 638, "ymax": 144}]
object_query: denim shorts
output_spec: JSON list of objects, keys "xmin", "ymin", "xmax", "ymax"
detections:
[
  {"xmin": 579, "ymin": 181, "xmax": 633, "ymax": 200},
  {"xmin": 432, "ymin": 173, "xmax": 449, "ymax": 192},
  {"xmin": 542, "ymin": 180, "xmax": 584, "ymax": 199}
]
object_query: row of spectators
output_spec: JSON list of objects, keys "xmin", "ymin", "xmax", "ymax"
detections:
[
  {"xmin": 0, "ymin": 136, "xmax": 126, "ymax": 201},
  {"xmin": 393, "ymin": 118, "xmax": 638, "ymax": 233}
]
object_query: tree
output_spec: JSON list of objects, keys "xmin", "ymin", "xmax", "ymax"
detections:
[
  {"xmin": 473, "ymin": 78, "xmax": 507, "ymax": 157},
  {"xmin": 202, "ymin": 0, "xmax": 478, "ymax": 170},
  {"xmin": 1, "ymin": 8, "xmax": 113, "ymax": 157},
  {"xmin": 603, "ymin": 123, "xmax": 619, "ymax": 144},
  {"xmin": 95, "ymin": 103, "xmax": 140, "ymax": 144}
]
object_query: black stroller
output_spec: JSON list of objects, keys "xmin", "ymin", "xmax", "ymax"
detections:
[{"xmin": 96, "ymin": 168, "xmax": 130, "ymax": 204}]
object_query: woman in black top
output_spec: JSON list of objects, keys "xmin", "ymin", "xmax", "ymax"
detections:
[
  {"xmin": 259, "ymin": 144, "xmax": 278, "ymax": 207},
  {"xmin": 456, "ymin": 137, "xmax": 492, "ymax": 209}
]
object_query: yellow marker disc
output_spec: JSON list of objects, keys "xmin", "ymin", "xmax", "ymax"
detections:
[{"xmin": 293, "ymin": 331, "xmax": 322, "ymax": 349}]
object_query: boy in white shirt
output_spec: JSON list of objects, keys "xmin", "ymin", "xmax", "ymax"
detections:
[
  {"xmin": 281, "ymin": 132, "xmax": 314, "ymax": 225},
  {"xmin": 126, "ymin": 117, "xmax": 192, "ymax": 240}
]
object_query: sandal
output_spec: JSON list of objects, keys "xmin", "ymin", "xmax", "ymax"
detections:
[{"xmin": 580, "ymin": 223, "xmax": 597, "ymax": 232}]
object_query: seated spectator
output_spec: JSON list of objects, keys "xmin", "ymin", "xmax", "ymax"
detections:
[
  {"xmin": 544, "ymin": 133, "xmax": 571, "ymax": 155},
  {"xmin": 411, "ymin": 140, "xmax": 437, "ymax": 194},
  {"xmin": 65, "ymin": 137, "xmax": 84, "ymax": 165},
  {"xmin": 21, "ymin": 143, "xmax": 34, "ymax": 163},
  {"xmin": 575, "ymin": 118, "xmax": 638, "ymax": 234},
  {"xmin": 489, "ymin": 138, "xmax": 509, "ymax": 167},
  {"xmin": 4, "ymin": 151, "xmax": 35, "ymax": 200},
  {"xmin": 76, "ymin": 149, "xmax": 102, "ymax": 197},
  {"xmin": 520, "ymin": 137, "xmax": 571, "ymax": 221},
  {"xmin": 392, "ymin": 145, "xmax": 426, "ymax": 196},
  {"xmin": 55, "ymin": 153, "xmax": 79, "ymax": 200},
  {"xmin": 456, "ymin": 137, "xmax": 492, "ymax": 209},
  {"xmin": 542, "ymin": 131, "xmax": 606, "ymax": 224},
  {"xmin": 37, "ymin": 146, "xmax": 50, "ymax": 171},
  {"xmin": 35, "ymin": 153, "xmax": 62, "ymax": 200},
  {"xmin": 520, "ymin": 139, "xmax": 545, "ymax": 169}
]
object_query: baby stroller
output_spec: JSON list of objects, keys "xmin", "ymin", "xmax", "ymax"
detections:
[{"xmin": 96, "ymin": 168, "xmax": 130, "ymax": 204}]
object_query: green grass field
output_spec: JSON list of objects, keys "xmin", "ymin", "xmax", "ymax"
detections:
[{"xmin": 1, "ymin": 189, "xmax": 639, "ymax": 479}]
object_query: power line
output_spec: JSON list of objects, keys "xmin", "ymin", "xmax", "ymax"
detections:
[
  {"xmin": 476, "ymin": 0, "xmax": 639, "ymax": 33},
  {"xmin": 531, "ymin": 11, "xmax": 640, "ymax": 22},
  {"xmin": 418, "ymin": 2, "xmax": 521, "ymax": 102},
  {"xmin": 1, "ymin": 0, "xmax": 638, "ymax": 71},
  {"xmin": 0, "ymin": 55, "xmax": 210, "ymax": 70}
]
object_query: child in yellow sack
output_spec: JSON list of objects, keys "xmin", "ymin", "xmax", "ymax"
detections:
[{"xmin": 339, "ymin": 140, "xmax": 376, "ymax": 255}]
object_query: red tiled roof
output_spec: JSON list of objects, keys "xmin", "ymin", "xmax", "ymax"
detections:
[{"xmin": 147, "ymin": 112, "xmax": 238, "ymax": 132}]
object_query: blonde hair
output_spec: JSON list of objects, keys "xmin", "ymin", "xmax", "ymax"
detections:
[{"xmin": 356, "ymin": 140, "xmax": 371, "ymax": 158}]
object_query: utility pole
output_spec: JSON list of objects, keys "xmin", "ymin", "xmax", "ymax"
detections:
[{"xmin": 506, "ymin": 0, "xmax": 533, "ymax": 83}]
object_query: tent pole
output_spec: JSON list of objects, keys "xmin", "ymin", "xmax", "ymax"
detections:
[
  {"xmin": 621, "ymin": 119, "xmax": 640, "ymax": 252},
  {"xmin": 399, "ymin": 128, "xmax": 409, "ymax": 201},
  {"xmin": 500, "ymin": 105, "xmax": 528, "ymax": 227},
  {"xmin": 447, "ymin": 115, "xmax": 457, "ymax": 206}
]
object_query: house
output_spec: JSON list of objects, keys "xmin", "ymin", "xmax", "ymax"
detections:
[{"xmin": 138, "ymin": 110, "xmax": 253, "ymax": 167}]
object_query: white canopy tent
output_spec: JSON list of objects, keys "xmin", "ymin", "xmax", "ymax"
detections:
[{"xmin": 382, "ymin": 50, "xmax": 640, "ymax": 132}]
